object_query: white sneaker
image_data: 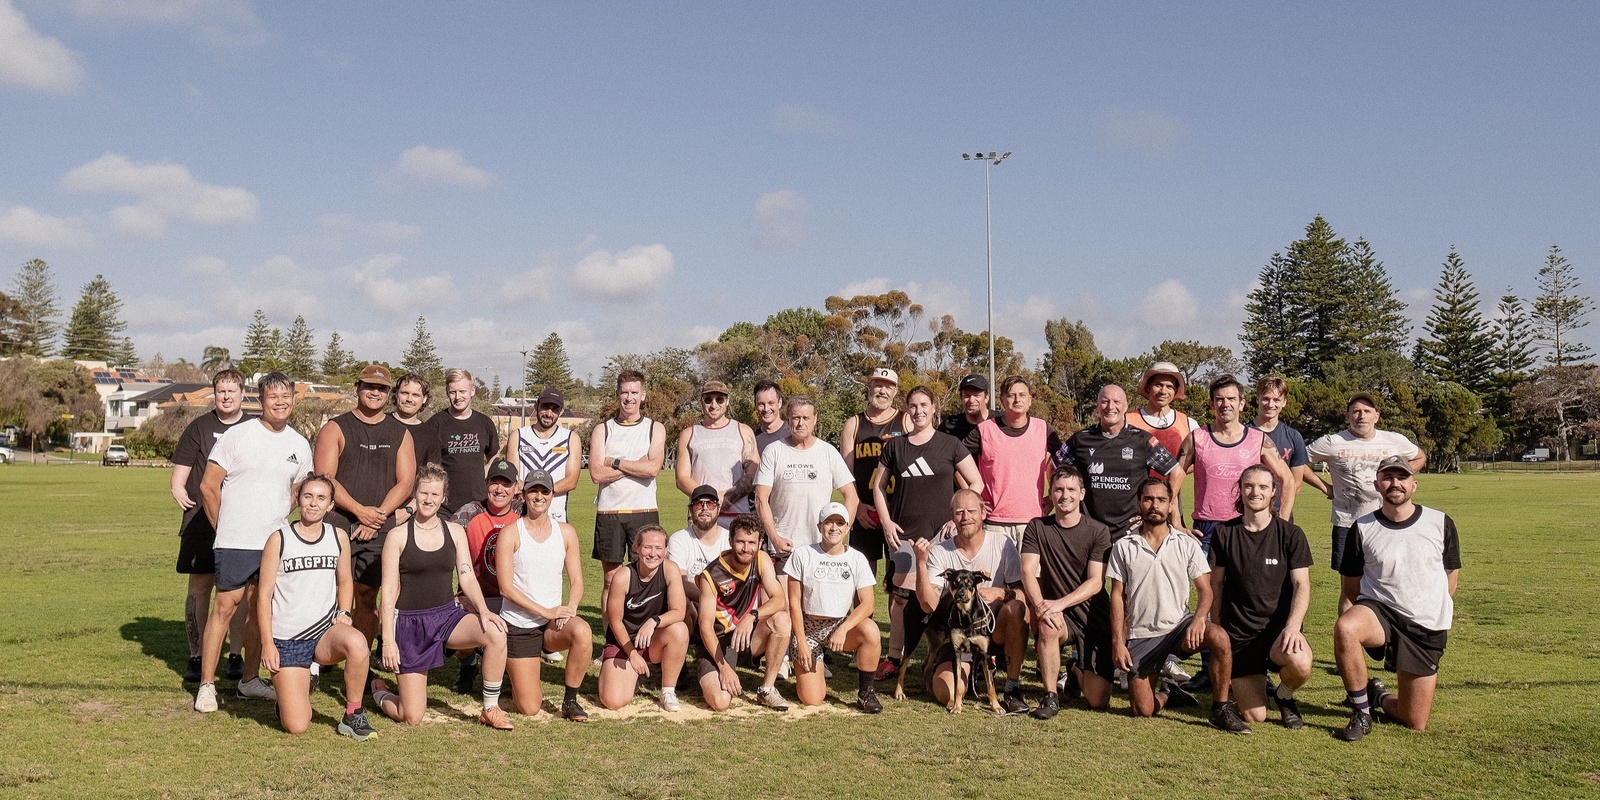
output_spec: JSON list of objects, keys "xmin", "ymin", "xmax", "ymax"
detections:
[
  {"xmin": 1115, "ymin": 669, "xmax": 1129, "ymax": 690},
  {"xmin": 194, "ymin": 683, "xmax": 218, "ymax": 713},
  {"xmin": 236, "ymin": 677, "xmax": 277, "ymax": 700},
  {"xmin": 542, "ymin": 650, "xmax": 565, "ymax": 664},
  {"xmin": 777, "ymin": 655, "xmax": 793, "ymax": 681},
  {"xmin": 824, "ymin": 665, "xmax": 833, "ymax": 679},
  {"xmin": 659, "ymin": 687, "xmax": 681, "ymax": 712},
  {"xmin": 1161, "ymin": 655, "xmax": 1192, "ymax": 684},
  {"xmin": 755, "ymin": 685, "xmax": 789, "ymax": 711}
]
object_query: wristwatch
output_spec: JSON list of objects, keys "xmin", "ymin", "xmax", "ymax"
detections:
[
  {"xmin": 611, "ymin": 457, "xmax": 622, "ymax": 469},
  {"xmin": 651, "ymin": 615, "xmax": 662, "ymax": 626}
]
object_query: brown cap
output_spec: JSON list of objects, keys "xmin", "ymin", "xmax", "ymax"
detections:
[
  {"xmin": 1347, "ymin": 392, "xmax": 1379, "ymax": 410},
  {"xmin": 1375, "ymin": 454, "xmax": 1414, "ymax": 476},
  {"xmin": 357, "ymin": 364, "xmax": 395, "ymax": 388},
  {"xmin": 701, "ymin": 380, "xmax": 729, "ymax": 398}
]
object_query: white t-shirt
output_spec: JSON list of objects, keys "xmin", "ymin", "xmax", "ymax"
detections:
[
  {"xmin": 667, "ymin": 526, "xmax": 729, "ymax": 579},
  {"xmin": 754, "ymin": 438, "xmax": 852, "ymax": 548},
  {"xmin": 210, "ymin": 419, "xmax": 313, "ymax": 551},
  {"xmin": 1307, "ymin": 429, "xmax": 1421, "ymax": 527},
  {"xmin": 923, "ymin": 530, "xmax": 1023, "ymax": 590},
  {"xmin": 784, "ymin": 543, "xmax": 874, "ymax": 618}
]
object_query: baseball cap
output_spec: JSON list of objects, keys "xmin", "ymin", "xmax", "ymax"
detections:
[
  {"xmin": 486, "ymin": 458, "xmax": 518, "ymax": 485},
  {"xmin": 1347, "ymin": 392, "xmax": 1379, "ymax": 410},
  {"xmin": 1375, "ymin": 454, "xmax": 1414, "ymax": 476},
  {"xmin": 817, "ymin": 501, "xmax": 851, "ymax": 525},
  {"xmin": 522, "ymin": 468, "xmax": 555, "ymax": 492},
  {"xmin": 700, "ymin": 380, "xmax": 729, "ymax": 398},
  {"xmin": 357, "ymin": 364, "xmax": 395, "ymax": 388},
  {"xmin": 959, "ymin": 374, "xmax": 989, "ymax": 393},
  {"xmin": 690, "ymin": 484, "xmax": 720, "ymax": 503},
  {"xmin": 868, "ymin": 367, "xmax": 899, "ymax": 386},
  {"xmin": 536, "ymin": 386, "xmax": 565, "ymax": 409},
  {"xmin": 1138, "ymin": 362, "xmax": 1186, "ymax": 400}
]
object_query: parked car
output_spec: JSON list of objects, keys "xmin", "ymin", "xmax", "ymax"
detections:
[
  {"xmin": 103, "ymin": 444, "xmax": 130, "ymax": 466},
  {"xmin": 0, "ymin": 445, "xmax": 14, "ymax": 464},
  {"xmin": 1521, "ymin": 447, "xmax": 1551, "ymax": 462}
]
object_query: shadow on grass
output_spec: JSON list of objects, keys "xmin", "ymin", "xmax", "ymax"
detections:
[{"xmin": 120, "ymin": 616, "xmax": 188, "ymax": 679}]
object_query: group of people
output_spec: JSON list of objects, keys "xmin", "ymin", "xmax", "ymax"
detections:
[{"xmin": 171, "ymin": 359, "xmax": 1458, "ymax": 743}]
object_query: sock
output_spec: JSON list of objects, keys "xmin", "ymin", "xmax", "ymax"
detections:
[
  {"xmin": 482, "ymin": 681, "xmax": 501, "ymax": 710},
  {"xmin": 1004, "ymin": 679, "xmax": 1021, "ymax": 694},
  {"xmin": 345, "ymin": 701, "xmax": 361, "ymax": 715},
  {"xmin": 563, "ymin": 685, "xmax": 579, "ymax": 704},
  {"xmin": 1348, "ymin": 689, "xmax": 1370, "ymax": 714},
  {"xmin": 1275, "ymin": 682, "xmax": 1293, "ymax": 701},
  {"xmin": 1211, "ymin": 699, "xmax": 1225, "ymax": 712},
  {"xmin": 858, "ymin": 669, "xmax": 874, "ymax": 693}
]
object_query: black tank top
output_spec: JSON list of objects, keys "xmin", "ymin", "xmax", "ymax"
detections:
[
  {"xmin": 608, "ymin": 563, "xmax": 668, "ymax": 646},
  {"xmin": 850, "ymin": 410, "xmax": 911, "ymax": 496},
  {"xmin": 703, "ymin": 555, "xmax": 762, "ymax": 636},
  {"xmin": 330, "ymin": 411, "xmax": 409, "ymax": 534},
  {"xmin": 396, "ymin": 518, "xmax": 457, "ymax": 610}
]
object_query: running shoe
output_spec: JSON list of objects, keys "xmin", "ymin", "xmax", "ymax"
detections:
[
  {"xmin": 194, "ymin": 682, "xmax": 218, "ymax": 713},
  {"xmin": 1274, "ymin": 693, "xmax": 1305, "ymax": 730},
  {"xmin": 225, "ymin": 653, "xmax": 245, "ymax": 681},
  {"xmin": 1367, "ymin": 677, "xmax": 1391, "ymax": 716},
  {"xmin": 777, "ymin": 655, "xmax": 793, "ymax": 681},
  {"xmin": 755, "ymin": 685, "xmax": 790, "ymax": 711},
  {"xmin": 1161, "ymin": 655, "xmax": 1192, "ymax": 684},
  {"xmin": 561, "ymin": 697, "xmax": 590, "ymax": 722},
  {"xmin": 660, "ymin": 687, "xmax": 682, "ymax": 713},
  {"xmin": 857, "ymin": 688, "xmax": 883, "ymax": 714},
  {"xmin": 1180, "ymin": 671, "xmax": 1212, "ymax": 694},
  {"xmin": 338, "ymin": 709, "xmax": 377, "ymax": 741},
  {"xmin": 183, "ymin": 657, "xmax": 202, "ymax": 683},
  {"xmin": 452, "ymin": 660, "xmax": 478, "ymax": 695},
  {"xmin": 1337, "ymin": 709, "xmax": 1372, "ymax": 742},
  {"xmin": 236, "ymin": 677, "xmax": 277, "ymax": 701},
  {"xmin": 1161, "ymin": 679, "xmax": 1198, "ymax": 708},
  {"xmin": 479, "ymin": 706, "xmax": 514, "ymax": 730},
  {"xmin": 1058, "ymin": 667, "xmax": 1081, "ymax": 702},
  {"xmin": 1209, "ymin": 701, "xmax": 1252, "ymax": 735},
  {"xmin": 1000, "ymin": 688, "xmax": 1031, "ymax": 716},
  {"xmin": 873, "ymin": 658, "xmax": 899, "ymax": 682},
  {"xmin": 542, "ymin": 650, "xmax": 565, "ymax": 665},
  {"xmin": 1031, "ymin": 692, "xmax": 1060, "ymax": 720}
]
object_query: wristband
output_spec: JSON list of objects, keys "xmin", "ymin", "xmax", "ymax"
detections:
[
  {"xmin": 651, "ymin": 615, "xmax": 661, "ymax": 626},
  {"xmin": 612, "ymin": 457, "xmax": 621, "ymax": 469}
]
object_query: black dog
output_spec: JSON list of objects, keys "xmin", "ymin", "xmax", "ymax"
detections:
[{"xmin": 936, "ymin": 568, "xmax": 1001, "ymax": 714}]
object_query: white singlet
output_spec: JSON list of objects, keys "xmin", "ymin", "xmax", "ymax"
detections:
[
  {"xmin": 499, "ymin": 518, "xmax": 567, "ymax": 629},
  {"xmin": 270, "ymin": 522, "xmax": 341, "ymax": 642},
  {"xmin": 687, "ymin": 420, "xmax": 749, "ymax": 517},
  {"xmin": 596, "ymin": 417, "xmax": 658, "ymax": 513},
  {"xmin": 516, "ymin": 423, "xmax": 574, "ymax": 522}
]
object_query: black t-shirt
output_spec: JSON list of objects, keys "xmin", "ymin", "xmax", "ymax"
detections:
[
  {"xmin": 937, "ymin": 413, "xmax": 984, "ymax": 444},
  {"xmin": 171, "ymin": 410, "xmax": 256, "ymax": 528},
  {"xmin": 428, "ymin": 410, "xmax": 500, "ymax": 511},
  {"xmin": 328, "ymin": 412, "xmax": 411, "ymax": 534},
  {"xmin": 1020, "ymin": 514, "xmax": 1113, "ymax": 631},
  {"xmin": 402, "ymin": 419, "xmax": 443, "ymax": 471},
  {"xmin": 877, "ymin": 432, "xmax": 969, "ymax": 540},
  {"xmin": 1207, "ymin": 518, "xmax": 1314, "ymax": 640},
  {"xmin": 1055, "ymin": 425, "xmax": 1178, "ymax": 530}
]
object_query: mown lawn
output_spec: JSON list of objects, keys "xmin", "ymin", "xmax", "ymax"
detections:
[{"xmin": 0, "ymin": 463, "xmax": 1597, "ymax": 799}]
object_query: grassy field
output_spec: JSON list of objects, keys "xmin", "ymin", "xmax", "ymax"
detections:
[{"xmin": 1, "ymin": 463, "xmax": 1597, "ymax": 799}]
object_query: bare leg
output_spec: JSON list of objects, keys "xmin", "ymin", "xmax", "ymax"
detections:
[{"xmin": 1385, "ymin": 671, "xmax": 1439, "ymax": 730}]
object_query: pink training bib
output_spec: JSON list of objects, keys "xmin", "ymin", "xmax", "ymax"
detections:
[{"xmin": 1192, "ymin": 426, "xmax": 1265, "ymax": 521}]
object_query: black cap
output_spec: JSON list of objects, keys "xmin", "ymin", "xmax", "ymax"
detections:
[
  {"xmin": 690, "ymin": 484, "xmax": 720, "ymax": 504},
  {"xmin": 486, "ymin": 458, "xmax": 518, "ymax": 485},
  {"xmin": 959, "ymin": 374, "xmax": 989, "ymax": 392},
  {"xmin": 522, "ymin": 468, "xmax": 555, "ymax": 492},
  {"xmin": 536, "ymin": 386, "xmax": 565, "ymax": 409}
]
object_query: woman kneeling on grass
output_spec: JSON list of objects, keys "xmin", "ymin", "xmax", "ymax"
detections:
[
  {"xmin": 785, "ymin": 502, "xmax": 883, "ymax": 713},
  {"xmin": 598, "ymin": 525, "xmax": 690, "ymax": 711},
  {"xmin": 373, "ymin": 463, "xmax": 513, "ymax": 730},
  {"xmin": 257, "ymin": 474, "xmax": 377, "ymax": 739}
]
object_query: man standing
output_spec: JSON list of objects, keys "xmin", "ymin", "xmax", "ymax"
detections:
[
  {"xmin": 1307, "ymin": 393, "xmax": 1426, "ymax": 613},
  {"xmin": 1126, "ymin": 362, "xmax": 1200, "ymax": 524},
  {"xmin": 1333, "ymin": 456, "xmax": 1460, "ymax": 741},
  {"xmin": 676, "ymin": 380, "xmax": 759, "ymax": 526},
  {"xmin": 1055, "ymin": 384, "xmax": 1183, "ymax": 533},
  {"xmin": 751, "ymin": 380, "xmax": 791, "ymax": 455},
  {"xmin": 1106, "ymin": 478, "xmax": 1250, "ymax": 733},
  {"xmin": 1175, "ymin": 376, "xmax": 1295, "ymax": 547},
  {"xmin": 839, "ymin": 367, "xmax": 912, "ymax": 575},
  {"xmin": 505, "ymin": 386, "xmax": 581, "ymax": 523},
  {"xmin": 170, "ymin": 368, "xmax": 253, "ymax": 684},
  {"xmin": 913, "ymin": 489, "xmax": 1030, "ymax": 715},
  {"xmin": 1248, "ymin": 376, "xmax": 1328, "ymax": 515},
  {"xmin": 963, "ymin": 375, "xmax": 1053, "ymax": 549},
  {"xmin": 429, "ymin": 368, "xmax": 499, "ymax": 517},
  {"xmin": 313, "ymin": 363, "xmax": 416, "ymax": 671},
  {"xmin": 754, "ymin": 396, "xmax": 857, "ymax": 575},
  {"xmin": 1020, "ymin": 469, "xmax": 1116, "ymax": 719},
  {"xmin": 194, "ymin": 372, "xmax": 313, "ymax": 712},
  {"xmin": 667, "ymin": 484, "xmax": 731, "ymax": 629},
  {"xmin": 937, "ymin": 374, "xmax": 990, "ymax": 444},
  {"xmin": 391, "ymin": 372, "xmax": 442, "ymax": 470},
  {"xmin": 589, "ymin": 370, "xmax": 666, "ymax": 609},
  {"xmin": 1208, "ymin": 465, "xmax": 1314, "ymax": 729}
]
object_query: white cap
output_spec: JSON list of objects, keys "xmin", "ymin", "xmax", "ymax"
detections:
[
  {"xmin": 868, "ymin": 367, "xmax": 899, "ymax": 386},
  {"xmin": 817, "ymin": 502, "xmax": 851, "ymax": 525}
]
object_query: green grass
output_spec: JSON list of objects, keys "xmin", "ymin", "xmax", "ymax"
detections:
[{"xmin": 1, "ymin": 464, "xmax": 1598, "ymax": 799}]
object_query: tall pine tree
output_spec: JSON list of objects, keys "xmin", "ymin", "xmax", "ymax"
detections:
[
  {"xmin": 525, "ymin": 331, "xmax": 575, "ymax": 394},
  {"xmin": 239, "ymin": 309, "xmax": 274, "ymax": 375},
  {"xmin": 61, "ymin": 274, "xmax": 128, "ymax": 362},
  {"xmin": 1532, "ymin": 245, "xmax": 1593, "ymax": 366},
  {"xmin": 1241, "ymin": 251, "xmax": 1298, "ymax": 379},
  {"xmin": 319, "ymin": 331, "xmax": 355, "ymax": 383},
  {"xmin": 1338, "ymin": 237, "xmax": 1410, "ymax": 360},
  {"xmin": 400, "ymin": 316, "xmax": 444, "ymax": 388},
  {"xmin": 1414, "ymin": 248, "xmax": 1494, "ymax": 392},
  {"xmin": 282, "ymin": 315, "xmax": 318, "ymax": 379},
  {"xmin": 1491, "ymin": 291, "xmax": 1537, "ymax": 378},
  {"xmin": 10, "ymin": 259, "xmax": 60, "ymax": 356}
]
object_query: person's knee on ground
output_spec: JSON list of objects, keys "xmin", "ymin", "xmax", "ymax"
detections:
[
  {"xmin": 1081, "ymin": 670, "xmax": 1113, "ymax": 711},
  {"xmin": 1232, "ymin": 675, "xmax": 1270, "ymax": 723},
  {"xmin": 699, "ymin": 673, "xmax": 731, "ymax": 711},
  {"xmin": 1127, "ymin": 674, "xmax": 1162, "ymax": 717}
]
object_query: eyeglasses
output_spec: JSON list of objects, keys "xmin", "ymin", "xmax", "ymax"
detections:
[{"xmin": 692, "ymin": 499, "xmax": 719, "ymax": 507}]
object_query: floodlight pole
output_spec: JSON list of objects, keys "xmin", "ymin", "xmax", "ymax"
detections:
[
  {"xmin": 519, "ymin": 348, "xmax": 531, "ymax": 429},
  {"xmin": 963, "ymin": 151, "xmax": 1010, "ymax": 411}
]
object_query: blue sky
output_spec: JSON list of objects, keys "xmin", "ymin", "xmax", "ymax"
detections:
[{"xmin": 2, "ymin": 1, "xmax": 1594, "ymax": 383}]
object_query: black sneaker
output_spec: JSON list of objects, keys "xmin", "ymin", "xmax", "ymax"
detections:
[
  {"xmin": 1209, "ymin": 701, "xmax": 1252, "ymax": 734},
  {"xmin": 1161, "ymin": 679, "xmax": 1199, "ymax": 708},
  {"xmin": 1059, "ymin": 666, "xmax": 1081, "ymax": 702},
  {"xmin": 225, "ymin": 653, "xmax": 244, "ymax": 681},
  {"xmin": 338, "ymin": 709, "xmax": 377, "ymax": 741},
  {"xmin": 1000, "ymin": 688, "xmax": 1030, "ymax": 715},
  {"xmin": 857, "ymin": 688, "xmax": 883, "ymax": 714},
  {"xmin": 1031, "ymin": 692, "xmax": 1060, "ymax": 720},
  {"xmin": 452, "ymin": 660, "xmax": 478, "ymax": 695},
  {"xmin": 1338, "ymin": 709, "xmax": 1372, "ymax": 742},
  {"xmin": 1180, "ymin": 672, "xmax": 1211, "ymax": 694},
  {"xmin": 1366, "ymin": 677, "xmax": 1390, "ymax": 716},
  {"xmin": 1274, "ymin": 693, "xmax": 1305, "ymax": 730},
  {"xmin": 183, "ymin": 657, "xmax": 202, "ymax": 683},
  {"xmin": 561, "ymin": 697, "xmax": 590, "ymax": 722}
]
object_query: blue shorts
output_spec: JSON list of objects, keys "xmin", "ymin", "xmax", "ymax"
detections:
[
  {"xmin": 274, "ymin": 636, "xmax": 322, "ymax": 669},
  {"xmin": 1330, "ymin": 525, "xmax": 1356, "ymax": 572},
  {"xmin": 214, "ymin": 548, "xmax": 263, "ymax": 592}
]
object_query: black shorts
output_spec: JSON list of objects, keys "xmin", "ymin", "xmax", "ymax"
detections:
[
  {"xmin": 213, "ymin": 548, "xmax": 263, "ymax": 592},
  {"xmin": 1330, "ymin": 524, "xmax": 1356, "ymax": 572},
  {"xmin": 849, "ymin": 521, "xmax": 887, "ymax": 563},
  {"xmin": 591, "ymin": 510, "xmax": 660, "ymax": 563},
  {"xmin": 695, "ymin": 630, "xmax": 736, "ymax": 679},
  {"xmin": 1069, "ymin": 617, "xmax": 1117, "ymax": 681},
  {"xmin": 1229, "ymin": 625, "xmax": 1287, "ymax": 679},
  {"xmin": 1357, "ymin": 599, "xmax": 1448, "ymax": 677},
  {"xmin": 506, "ymin": 622, "xmax": 547, "ymax": 660},
  {"xmin": 176, "ymin": 509, "xmax": 217, "ymax": 574},
  {"xmin": 1126, "ymin": 614, "xmax": 1198, "ymax": 677},
  {"xmin": 349, "ymin": 533, "xmax": 385, "ymax": 589}
]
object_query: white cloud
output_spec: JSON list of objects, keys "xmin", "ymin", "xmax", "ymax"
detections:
[
  {"xmin": 348, "ymin": 253, "xmax": 456, "ymax": 313},
  {"xmin": 1136, "ymin": 279, "xmax": 1200, "ymax": 327},
  {"xmin": 395, "ymin": 145, "xmax": 494, "ymax": 187},
  {"xmin": 0, "ymin": 205, "xmax": 92, "ymax": 249},
  {"xmin": 570, "ymin": 244, "xmax": 675, "ymax": 300},
  {"xmin": 839, "ymin": 277, "xmax": 890, "ymax": 297},
  {"xmin": 753, "ymin": 189, "xmax": 811, "ymax": 248},
  {"xmin": 1093, "ymin": 106, "xmax": 1188, "ymax": 159},
  {"xmin": 835, "ymin": 277, "xmax": 973, "ymax": 325},
  {"xmin": 0, "ymin": 0, "xmax": 86, "ymax": 93},
  {"xmin": 770, "ymin": 104, "xmax": 852, "ymax": 137},
  {"xmin": 65, "ymin": 0, "xmax": 267, "ymax": 49},
  {"xmin": 62, "ymin": 153, "xmax": 258, "ymax": 238},
  {"xmin": 317, "ymin": 212, "xmax": 421, "ymax": 243},
  {"xmin": 498, "ymin": 263, "xmax": 557, "ymax": 305}
]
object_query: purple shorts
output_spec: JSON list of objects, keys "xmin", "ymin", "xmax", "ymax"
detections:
[{"xmin": 395, "ymin": 602, "xmax": 469, "ymax": 674}]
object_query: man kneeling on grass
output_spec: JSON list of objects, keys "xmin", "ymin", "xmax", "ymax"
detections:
[
  {"xmin": 697, "ymin": 515, "xmax": 793, "ymax": 712},
  {"xmin": 1108, "ymin": 478, "xmax": 1251, "ymax": 733},
  {"xmin": 785, "ymin": 502, "xmax": 883, "ymax": 713},
  {"xmin": 1334, "ymin": 455, "xmax": 1461, "ymax": 742}
]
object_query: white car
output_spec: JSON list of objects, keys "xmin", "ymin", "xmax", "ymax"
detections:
[{"xmin": 0, "ymin": 445, "xmax": 13, "ymax": 464}]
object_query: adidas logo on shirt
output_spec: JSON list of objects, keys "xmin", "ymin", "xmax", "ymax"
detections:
[
  {"xmin": 286, "ymin": 453, "xmax": 300, "ymax": 464},
  {"xmin": 900, "ymin": 457, "xmax": 934, "ymax": 478}
]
